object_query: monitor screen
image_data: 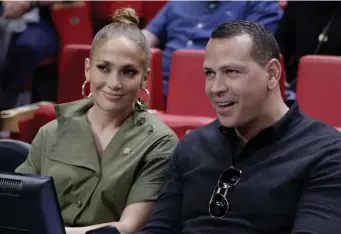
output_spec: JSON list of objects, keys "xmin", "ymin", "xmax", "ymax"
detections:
[{"xmin": 0, "ymin": 172, "xmax": 66, "ymax": 234}]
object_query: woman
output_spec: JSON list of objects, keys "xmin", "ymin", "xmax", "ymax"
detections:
[{"xmin": 15, "ymin": 7, "xmax": 178, "ymax": 234}]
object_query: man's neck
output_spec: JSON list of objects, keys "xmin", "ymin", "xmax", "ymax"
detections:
[{"xmin": 235, "ymin": 99, "xmax": 289, "ymax": 142}]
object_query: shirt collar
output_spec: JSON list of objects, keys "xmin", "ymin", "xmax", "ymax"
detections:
[{"xmin": 219, "ymin": 100, "xmax": 303, "ymax": 140}]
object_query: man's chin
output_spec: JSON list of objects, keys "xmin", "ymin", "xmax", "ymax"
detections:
[{"xmin": 217, "ymin": 115, "xmax": 237, "ymax": 128}]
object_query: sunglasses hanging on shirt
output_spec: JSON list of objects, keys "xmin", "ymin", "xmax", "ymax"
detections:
[{"xmin": 209, "ymin": 166, "xmax": 242, "ymax": 218}]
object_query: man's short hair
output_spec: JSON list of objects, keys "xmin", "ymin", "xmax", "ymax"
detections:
[{"xmin": 211, "ymin": 20, "xmax": 280, "ymax": 66}]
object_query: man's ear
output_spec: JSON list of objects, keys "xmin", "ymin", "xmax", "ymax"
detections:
[
  {"xmin": 266, "ymin": 58, "xmax": 281, "ymax": 90},
  {"xmin": 84, "ymin": 58, "xmax": 91, "ymax": 82}
]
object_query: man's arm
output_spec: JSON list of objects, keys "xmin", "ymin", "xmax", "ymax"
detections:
[
  {"xmin": 1, "ymin": 1, "xmax": 57, "ymax": 19},
  {"xmin": 244, "ymin": 1, "xmax": 283, "ymax": 34},
  {"xmin": 142, "ymin": 29, "xmax": 159, "ymax": 48},
  {"xmin": 2, "ymin": 1, "xmax": 31, "ymax": 19},
  {"xmin": 15, "ymin": 127, "xmax": 45, "ymax": 174},
  {"xmin": 142, "ymin": 3, "xmax": 170, "ymax": 48},
  {"xmin": 291, "ymin": 141, "xmax": 341, "ymax": 234},
  {"xmin": 138, "ymin": 147, "xmax": 184, "ymax": 234}
]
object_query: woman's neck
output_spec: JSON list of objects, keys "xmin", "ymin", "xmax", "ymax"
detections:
[{"xmin": 87, "ymin": 104, "xmax": 132, "ymax": 132}]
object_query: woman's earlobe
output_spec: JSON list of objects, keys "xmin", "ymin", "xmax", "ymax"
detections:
[
  {"xmin": 145, "ymin": 68, "xmax": 151, "ymax": 78},
  {"xmin": 84, "ymin": 58, "xmax": 91, "ymax": 81},
  {"xmin": 140, "ymin": 80, "xmax": 147, "ymax": 89}
]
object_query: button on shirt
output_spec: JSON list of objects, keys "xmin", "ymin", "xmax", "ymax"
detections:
[
  {"xmin": 145, "ymin": 1, "xmax": 283, "ymax": 79},
  {"xmin": 139, "ymin": 101, "xmax": 341, "ymax": 234}
]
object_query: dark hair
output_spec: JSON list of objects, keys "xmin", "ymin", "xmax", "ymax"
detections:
[
  {"xmin": 90, "ymin": 7, "xmax": 150, "ymax": 68},
  {"xmin": 211, "ymin": 20, "xmax": 280, "ymax": 65}
]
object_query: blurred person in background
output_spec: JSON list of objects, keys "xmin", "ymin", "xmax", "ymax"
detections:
[
  {"xmin": 0, "ymin": 1, "xmax": 9, "ymax": 74},
  {"xmin": 142, "ymin": 1, "xmax": 283, "ymax": 100},
  {"xmin": 0, "ymin": 1, "xmax": 58, "ymax": 112},
  {"xmin": 276, "ymin": 1, "xmax": 341, "ymax": 97}
]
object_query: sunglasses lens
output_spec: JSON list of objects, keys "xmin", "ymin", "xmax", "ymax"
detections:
[
  {"xmin": 221, "ymin": 167, "xmax": 241, "ymax": 186},
  {"xmin": 209, "ymin": 193, "xmax": 229, "ymax": 217}
]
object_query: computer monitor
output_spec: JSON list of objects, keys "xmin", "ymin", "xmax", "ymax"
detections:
[{"xmin": 0, "ymin": 172, "xmax": 66, "ymax": 234}]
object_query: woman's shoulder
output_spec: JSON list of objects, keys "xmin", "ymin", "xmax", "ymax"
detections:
[
  {"xmin": 36, "ymin": 119, "xmax": 58, "ymax": 140},
  {"xmin": 143, "ymin": 112, "xmax": 177, "ymax": 138}
]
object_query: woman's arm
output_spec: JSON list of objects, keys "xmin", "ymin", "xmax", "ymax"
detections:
[
  {"xmin": 66, "ymin": 133, "xmax": 178, "ymax": 234},
  {"xmin": 65, "ymin": 202, "xmax": 155, "ymax": 234},
  {"xmin": 15, "ymin": 127, "xmax": 45, "ymax": 174}
]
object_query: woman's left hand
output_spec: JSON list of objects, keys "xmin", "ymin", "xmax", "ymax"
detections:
[{"xmin": 65, "ymin": 227, "xmax": 85, "ymax": 234}]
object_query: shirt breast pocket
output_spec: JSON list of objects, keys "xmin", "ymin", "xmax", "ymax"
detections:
[
  {"xmin": 41, "ymin": 157, "xmax": 94, "ymax": 208},
  {"xmin": 182, "ymin": 166, "xmax": 221, "ymax": 220}
]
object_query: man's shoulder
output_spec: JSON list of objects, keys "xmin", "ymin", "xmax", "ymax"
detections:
[
  {"xmin": 173, "ymin": 119, "xmax": 223, "ymax": 158},
  {"xmin": 293, "ymin": 115, "xmax": 341, "ymax": 164},
  {"xmin": 180, "ymin": 119, "xmax": 221, "ymax": 143},
  {"xmin": 300, "ymin": 114, "xmax": 341, "ymax": 144},
  {"xmin": 170, "ymin": 120, "xmax": 223, "ymax": 171}
]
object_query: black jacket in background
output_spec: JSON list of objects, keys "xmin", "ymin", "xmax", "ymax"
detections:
[{"xmin": 275, "ymin": 1, "xmax": 341, "ymax": 89}]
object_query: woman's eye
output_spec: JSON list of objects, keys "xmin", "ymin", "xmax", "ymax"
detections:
[
  {"xmin": 123, "ymin": 69, "xmax": 138, "ymax": 77},
  {"xmin": 97, "ymin": 65, "xmax": 110, "ymax": 73}
]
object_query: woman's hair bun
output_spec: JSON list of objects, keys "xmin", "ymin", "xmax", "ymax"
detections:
[{"xmin": 111, "ymin": 7, "xmax": 139, "ymax": 27}]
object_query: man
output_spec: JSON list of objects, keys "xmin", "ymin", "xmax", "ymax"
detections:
[
  {"xmin": 142, "ymin": 1, "xmax": 283, "ymax": 99},
  {"xmin": 138, "ymin": 21, "xmax": 341, "ymax": 233}
]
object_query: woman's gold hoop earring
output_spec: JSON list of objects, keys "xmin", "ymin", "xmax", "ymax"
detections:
[
  {"xmin": 81, "ymin": 80, "xmax": 92, "ymax": 98},
  {"xmin": 134, "ymin": 88, "xmax": 151, "ymax": 111}
]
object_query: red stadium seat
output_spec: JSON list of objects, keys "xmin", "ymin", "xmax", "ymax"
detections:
[
  {"xmin": 145, "ymin": 48, "xmax": 165, "ymax": 111},
  {"xmin": 18, "ymin": 103, "xmax": 56, "ymax": 143},
  {"xmin": 57, "ymin": 44, "xmax": 91, "ymax": 103},
  {"xmin": 296, "ymin": 55, "xmax": 341, "ymax": 126},
  {"xmin": 91, "ymin": 1, "xmax": 142, "ymax": 20},
  {"xmin": 167, "ymin": 49, "xmax": 215, "ymax": 117},
  {"xmin": 51, "ymin": 2, "xmax": 93, "ymax": 46}
]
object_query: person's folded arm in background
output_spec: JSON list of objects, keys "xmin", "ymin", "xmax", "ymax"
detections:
[
  {"xmin": 244, "ymin": 0, "xmax": 283, "ymax": 33},
  {"xmin": 1, "ymin": 1, "xmax": 58, "ymax": 19},
  {"xmin": 2, "ymin": 1, "xmax": 31, "ymax": 19},
  {"xmin": 142, "ymin": 3, "xmax": 170, "ymax": 48}
]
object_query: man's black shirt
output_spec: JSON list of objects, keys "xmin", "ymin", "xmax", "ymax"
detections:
[{"xmin": 139, "ymin": 101, "xmax": 341, "ymax": 234}]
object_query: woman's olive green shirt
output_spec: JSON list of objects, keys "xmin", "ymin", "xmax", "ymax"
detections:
[{"xmin": 15, "ymin": 99, "xmax": 178, "ymax": 227}]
